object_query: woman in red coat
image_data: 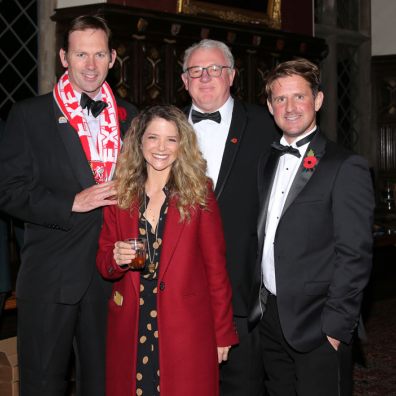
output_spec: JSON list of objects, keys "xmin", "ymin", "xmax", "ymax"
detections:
[{"xmin": 96, "ymin": 105, "xmax": 238, "ymax": 396}]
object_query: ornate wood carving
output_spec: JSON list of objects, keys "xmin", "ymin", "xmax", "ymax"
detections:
[
  {"xmin": 373, "ymin": 56, "xmax": 396, "ymax": 179},
  {"xmin": 53, "ymin": 4, "xmax": 327, "ymax": 109},
  {"xmin": 178, "ymin": 0, "xmax": 282, "ymax": 29}
]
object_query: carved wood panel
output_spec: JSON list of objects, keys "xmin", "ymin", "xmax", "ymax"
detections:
[
  {"xmin": 379, "ymin": 125, "xmax": 396, "ymax": 171},
  {"xmin": 373, "ymin": 55, "xmax": 396, "ymax": 180},
  {"xmin": 53, "ymin": 4, "xmax": 327, "ymax": 109}
]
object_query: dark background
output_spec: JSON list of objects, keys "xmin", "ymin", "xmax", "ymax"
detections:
[{"xmin": 204, "ymin": 0, "xmax": 268, "ymax": 12}]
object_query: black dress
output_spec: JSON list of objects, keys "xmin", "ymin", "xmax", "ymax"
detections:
[{"xmin": 135, "ymin": 193, "xmax": 169, "ymax": 396}]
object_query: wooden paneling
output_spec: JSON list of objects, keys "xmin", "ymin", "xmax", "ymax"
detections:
[
  {"xmin": 52, "ymin": 4, "xmax": 327, "ymax": 109},
  {"xmin": 108, "ymin": 0, "xmax": 179, "ymax": 13},
  {"xmin": 373, "ymin": 55, "xmax": 396, "ymax": 180}
]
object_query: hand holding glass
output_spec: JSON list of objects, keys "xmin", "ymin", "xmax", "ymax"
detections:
[{"xmin": 125, "ymin": 238, "xmax": 147, "ymax": 269}]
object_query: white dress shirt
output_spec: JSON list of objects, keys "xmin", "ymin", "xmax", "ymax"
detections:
[
  {"xmin": 188, "ymin": 96, "xmax": 234, "ymax": 187},
  {"xmin": 262, "ymin": 127, "xmax": 317, "ymax": 295},
  {"xmin": 75, "ymin": 91, "xmax": 101, "ymax": 144}
]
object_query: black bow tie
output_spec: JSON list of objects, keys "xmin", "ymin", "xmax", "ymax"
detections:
[
  {"xmin": 271, "ymin": 131, "xmax": 317, "ymax": 158},
  {"xmin": 191, "ymin": 109, "xmax": 221, "ymax": 124},
  {"xmin": 80, "ymin": 92, "xmax": 108, "ymax": 118},
  {"xmin": 271, "ymin": 142, "xmax": 301, "ymax": 158}
]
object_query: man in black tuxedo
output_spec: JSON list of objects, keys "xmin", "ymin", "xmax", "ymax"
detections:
[
  {"xmin": 181, "ymin": 39, "xmax": 278, "ymax": 395},
  {"xmin": 0, "ymin": 15, "xmax": 136, "ymax": 396},
  {"xmin": 248, "ymin": 59, "xmax": 374, "ymax": 395}
]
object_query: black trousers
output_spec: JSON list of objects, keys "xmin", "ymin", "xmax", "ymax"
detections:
[
  {"xmin": 259, "ymin": 294, "xmax": 353, "ymax": 396},
  {"xmin": 17, "ymin": 279, "xmax": 108, "ymax": 396},
  {"xmin": 220, "ymin": 316, "xmax": 266, "ymax": 396}
]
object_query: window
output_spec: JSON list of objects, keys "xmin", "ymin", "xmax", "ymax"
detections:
[{"xmin": 0, "ymin": 0, "xmax": 38, "ymax": 120}]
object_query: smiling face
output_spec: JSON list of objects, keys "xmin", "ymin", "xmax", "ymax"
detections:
[
  {"xmin": 141, "ymin": 117, "xmax": 180, "ymax": 177},
  {"xmin": 59, "ymin": 28, "xmax": 116, "ymax": 98},
  {"xmin": 181, "ymin": 47, "xmax": 235, "ymax": 113},
  {"xmin": 267, "ymin": 75, "xmax": 324, "ymax": 144}
]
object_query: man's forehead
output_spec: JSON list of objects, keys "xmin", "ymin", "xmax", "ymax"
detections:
[
  {"xmin": 188, "ymin": 48, "xmax": 226, "ymax": 64},
  {"xmin": 67, "ymin": 29, "xmax": 109, "ymax": 50},
  {"xmin": 68, "ymin": 29, "xmax": 108, "ymax": 43},
  {"xmin": 272, "ymin": 75, "xmax": 310, "ymax": 90}
]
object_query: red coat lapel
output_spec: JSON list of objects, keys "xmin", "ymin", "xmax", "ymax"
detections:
[
  {"xmin": 159, "ymin": 198, "xmax": 185, "ymax": 279},
  {"xmin": 117, "ymin": 204, "xmax": 141, "ymax": 301}
]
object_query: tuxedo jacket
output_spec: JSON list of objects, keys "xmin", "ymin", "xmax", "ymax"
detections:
[
  {"xmin": 249, "ymin": 131, "xmax": 374, "ymax": 352},
  {"xmin": 187, "ymin": 99, "xmax": 279, "ymax": 316},
  {"xmin": 0, "ymin": 93, "xmax": 137, "ymax": 303}
]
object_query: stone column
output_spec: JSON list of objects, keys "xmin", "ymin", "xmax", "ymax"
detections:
[
  {"xmin": 315, "ymin": 0, "xmax": 338, "ymax": 142},
  {"xmin": 37, "ymin": 0, "xmax": 57, "ymax": 94},
  {"xmin": 318, "ymin": 33, "xmax": 338, "ymax": 143}
]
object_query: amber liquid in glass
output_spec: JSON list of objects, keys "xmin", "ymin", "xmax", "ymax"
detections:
[{"xmin": 126, "ymin": 238, "xmax": 147, "ymax": 270}]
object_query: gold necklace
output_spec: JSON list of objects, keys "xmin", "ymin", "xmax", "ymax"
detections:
[
  {"xmin": 144, "ymin": 194, "xmax": 158, "ymax": 273},
  {"xmin": 146, "ymin": 207, "xmax": 157, "ymax": 225}
]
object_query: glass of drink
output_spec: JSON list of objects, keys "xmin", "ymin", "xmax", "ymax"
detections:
[{"xmin": 125, "ymin": 238, "xmax": 147, "ymax": 269}]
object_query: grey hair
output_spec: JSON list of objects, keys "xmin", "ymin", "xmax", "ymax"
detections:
[{"xmin": 182, "ymin": 39, "xmax": 235, "ymax": 72}]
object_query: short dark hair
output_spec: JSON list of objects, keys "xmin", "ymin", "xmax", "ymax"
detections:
[
  {"xmin": 62, "ymin": 15, "xmax": 112, "ymax": 52},
  {"xmin": 265, "ymin": 58, "xmax": 321, "ymax": 101}
]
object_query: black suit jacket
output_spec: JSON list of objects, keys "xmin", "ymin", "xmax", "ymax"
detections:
[
  {"xmin": 0, "ymin": 93, "xmax": 137, "ymax": 303},
  {"xmin": 249, "ymin": 131, "xmax": 374, "ymax": 351},
  {"xmin": 188, "ymin": 99, "xmax": 279, "ymax": 316}
]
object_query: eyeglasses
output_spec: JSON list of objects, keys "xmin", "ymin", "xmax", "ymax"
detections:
[{"xmin": 185, "ymin": 64, "xmax": 232, "ymax": 78}]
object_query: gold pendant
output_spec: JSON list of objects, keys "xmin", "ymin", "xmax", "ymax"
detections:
[{"xmin": 148, "ymin": 263, "xmax": 155, "ymax": 273}]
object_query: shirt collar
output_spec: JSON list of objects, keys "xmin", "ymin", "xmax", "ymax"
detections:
[
  {"xmin": 75, "ymin": 91, "xmax": 102, "ymax": 103},
  {"xmin": 280, "ymin": 126, "xmax": 317, "ymax": 148},
  {"xmin": 191, "ymin": 96, "xmax": 234, "ymax": 124}
]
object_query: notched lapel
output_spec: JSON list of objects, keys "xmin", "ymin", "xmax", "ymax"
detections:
[
  {"xmin": 281, "ymin": 132, "xmax": 327, "ymax": 217},
  {"xmin": 54, "ymin": 101, "xmax": 95, "ymax": 190},
  {"xmin": 158, "ymin": 201, "xmax": 185, "ymax": 279},
  {"xmin": 215, "ymin": 100, "xmax": 246, "ymax": 199}
]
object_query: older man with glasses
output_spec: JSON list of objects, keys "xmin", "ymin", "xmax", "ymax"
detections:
[{"xmin": 181, "ymin": 39, "xmax": 278, "ymax": 396}]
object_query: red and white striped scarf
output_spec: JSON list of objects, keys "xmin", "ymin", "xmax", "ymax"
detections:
[{"xmin": 53, "ymin": 71, "xmax": 121, "ymax": 184}]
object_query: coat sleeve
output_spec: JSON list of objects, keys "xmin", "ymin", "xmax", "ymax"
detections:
[
  {"xmin": 0, "ymin": 102, "xmax": 75, "ymax": 229},
  {"xmin": 199, "ymin": 189, "xmax": 239, "ymax": 347},
  {"xmin": 322, "ymin": 154, "xmax": 374, "ymax": 343},
  {"xmin": 96, "ymin": 205, "xmax": 129, "ymax": 280}
]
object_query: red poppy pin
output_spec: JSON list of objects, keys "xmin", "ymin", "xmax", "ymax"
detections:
[
  {"xmin": 303, "ymin": 149, "xmax": 318, "ymax": 171},
  {"xmin": 230, "ymin": 138, "xmax": 238, "ymax": 144},
  {"xmin": 118, "ymin": 106, "xmax": 127, "ymax": 122}
]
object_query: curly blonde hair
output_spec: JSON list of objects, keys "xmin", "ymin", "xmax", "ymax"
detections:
[{"xmin": 115, "ymin": 105, "xmax": 209, "ymax": 221}]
